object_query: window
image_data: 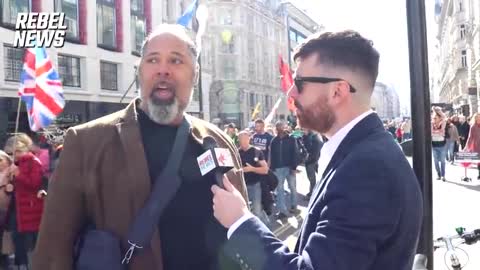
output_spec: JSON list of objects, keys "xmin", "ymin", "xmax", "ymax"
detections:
[
  {"xmin": 248, "ymin": 62, "xmax": 255, "ymax": 79},
  {"xmin": 460, "ymin": 24, "xmax": 466, "ymax": 39},
  {"xmin": 97, "ymin": 0, "xmax": 116, "ymax": 49},
  {"xmin": 55, "ymin": 0, "xmax": 80, "ymax": 40},
  {"xmin": 289, "ymin": 28, "xmax": 306, "ymax": 43},
  {"xmin": 3, "ymin": 44, "xmax": 24, "ymax": 82},
  {"xmin": 220, "ymin": 8, "xmax": 232, "ymax": 25},
  {"xmin": 1, "ymin": 0, "xmax": 30, "ymax": 27},
  {"xmin": 100, "ymin": 61, "xmax": 118, "ymax": 91},
  {"xmin": 249, "ymin": 93, "xmax": 255, "ymax": 107},
  {"xmin": 58, "ymin": 54, "xmax": 81, "ymax": 87},
  {"xmin": 461, "ymin": 50, "xmax": 467, "ymax": 68},
  {"xmin": 131, "ymin": 0, "xmax": 146, "ymax": 55},
  {"xmin": 459, "ymin": 0, "xmax": 463, "ymax": 12},
  {"xmin": 222, "ymin": 59, "xmax": 235, "ymax": 79}
]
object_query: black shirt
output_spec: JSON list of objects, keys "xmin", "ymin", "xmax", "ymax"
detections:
[
  {"xmin": 251, "ymin": 133, "xmax": 273, "ymax": 161},
  {"xmin": 137, "ymin": 109, "xmax": 238, "ymax": 270},
  {"xmin": 238, "ymin": 146, "xmax": 265, "ymax": 185}
]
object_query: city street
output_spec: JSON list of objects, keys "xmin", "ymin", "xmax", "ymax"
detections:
[{"xmin": 273, "ymin": 161, "xmax": 480, "ymax": 269}]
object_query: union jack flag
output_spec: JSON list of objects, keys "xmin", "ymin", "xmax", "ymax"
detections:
[{"xmin": 19, "ymin": 46, "xmax": 65, "ymax": 132}]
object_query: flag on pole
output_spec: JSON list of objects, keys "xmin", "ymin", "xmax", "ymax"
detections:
[
  {"xmin": 279, "ymin": 55, "xmax": 296, "ymax": 112},
  {"xmin": 19, "ymin": 46, "xmax": 65, "ymax": 131},
  {"xmin": 264, "ymin": 97, "xmax": 282, "ymax": 125},
  {"xmin": 177, "ymin": 0, "xmax": 199, "ymax": 27},
  {"xmin": 251, "ymin": 102, "xmax": 261, "ymax": 120}
]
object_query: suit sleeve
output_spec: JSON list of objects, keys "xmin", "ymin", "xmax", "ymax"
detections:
[
  {"xmin": 32, "ymin": 128, "xmax": 87, "ymax": 270},
  {"xmin": 224, "ymin": 157, "xmax": 399, "ymax": 270}
]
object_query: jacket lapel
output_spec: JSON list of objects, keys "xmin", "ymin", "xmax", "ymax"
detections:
[
  {"xmin": 115, "ymin": 99, "xmax": 163, "ymax": 268},
  {"xmin": 296, "ymin": 113, "xmax": 384, "ymax": 251}
]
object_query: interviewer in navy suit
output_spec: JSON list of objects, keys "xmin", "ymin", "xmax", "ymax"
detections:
[{"xmin": 211, "ymin": 30, "xmax": 423, "ymax": 270}]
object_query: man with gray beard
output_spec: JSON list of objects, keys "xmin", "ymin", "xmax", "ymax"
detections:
[{"xmin": 32, "ymin": 24, "xmax": 247, "ymax": 270}]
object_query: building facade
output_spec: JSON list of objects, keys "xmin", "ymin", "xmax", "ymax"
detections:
[
  {"xmin": 204, "ymin": 0, "xmax": 319, "ymax": 128},
  {"xmin": 0, "ymin": 0, "xmax": 319, "ymax": 142},
  {"xmin": 371, "ymin": 82, "xmax": 401, "ymax": 120},
  {"xmin": 435, "ymin": 0, "xmax": 480, "ymax": 117},
  {"xmin": 0, "ymin": 0, "xmax": 204, "ymax": 142}
]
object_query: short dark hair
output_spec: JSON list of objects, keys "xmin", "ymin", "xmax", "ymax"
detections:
[
  {"xmin": 254, "ymin": 119, "xmax": 264, "ymax": 125},
  {"xmin": 293, "ymin": 30, "xmax": 379, "ymax": 87}
]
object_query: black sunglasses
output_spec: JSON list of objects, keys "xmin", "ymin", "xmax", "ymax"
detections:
[{"xmin": 294, "ymin": 76, "xmax": 357, "ymax": 94}]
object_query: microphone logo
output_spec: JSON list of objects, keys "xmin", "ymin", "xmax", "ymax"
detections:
[{"xmin": 198, "ymin": 150, "xmax": 216, "ymax": 176}]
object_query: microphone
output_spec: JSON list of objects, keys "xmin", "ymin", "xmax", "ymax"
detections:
[{"xmin": 198, "ymin": 136, "xmax": 235, "ymax": 188}]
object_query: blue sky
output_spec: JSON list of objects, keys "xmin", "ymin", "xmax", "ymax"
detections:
[{"xmin": 291, "ymin": 0, "xmax": 439, "ymax": 109}]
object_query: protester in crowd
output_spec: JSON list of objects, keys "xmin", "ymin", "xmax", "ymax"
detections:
[
  {"xmin": 251, "ymin": 119, "xmax": 273, "ymax": 162},
  {"xmin": 401, "ymin": 118, "xmax": 412, "ymax": 140},
  {"xmin": 32, "ymin": 24, "xmax": 247, "ymax": 270},
  {"xmin": 0, "ymin": 150, "xmax": 14, "ymax": 268},
  {"xmin": 445, "ymin": 118, "xmax": 460, "ymax": 164},
  {"xmin": 431, "ymin": 107, "xmax": 447, "ymax": 181},
  {"xmin": 225, "ymin": 123, "xmax": 239, "ymax": 147},
  {"xmin": 464, "ymin": 112, "xmax": 480, "ymax": 179},
  {"xmin": 4, "ymin": 133, "xmax": 44, "ymax": 270},
  {"xmin": 269, "ymin": 121, "xmax": 301, "ymax": 219},
  {"xmin": 237, "ymin": 130, "xmax": 269, "ymax": 224},
  {"xmin": 211, "ymin": 30, "xmax": 422, "ymax": 270},
  {"xmin": 457, "ymin": 115, "xmax": 470, "ymax": 150},
  {"xmin": 302, "ymin": 129, "xmax": 322, "ymax": 198}
]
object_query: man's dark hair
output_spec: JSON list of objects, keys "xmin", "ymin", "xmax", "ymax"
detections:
[
  {"xmin": 254, "ymin": 119, "xmax": 264, "ymax": 125},
  {"xmin": 293, "ymin": 30, "xmax": 379, "ymax": 87}
]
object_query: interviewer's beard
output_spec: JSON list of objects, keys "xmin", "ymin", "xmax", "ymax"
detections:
[{"xmin": 295, "ymin": 95, "xmax": 335, "ymax": 134}]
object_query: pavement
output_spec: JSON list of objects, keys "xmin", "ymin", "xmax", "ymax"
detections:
[{"xmin": 269, "ymin": 161, "xmax": 480, "ymax": 269}]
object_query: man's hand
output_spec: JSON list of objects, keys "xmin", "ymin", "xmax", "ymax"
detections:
[
  {"xmin": 37, "ymin": 190, "xmax": 47, "ymax": 199},
  {"xmin": 211, "ymin": 177, "xmax": 249, "ymax": 228},
  {"xmin": 243, "ymin": 163, "xmax": 255, "ymax": 173}
]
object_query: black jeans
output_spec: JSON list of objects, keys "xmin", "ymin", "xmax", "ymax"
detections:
[
  {"xmin": 12, "ymin": 231, "xmax": 37, "ymax": 266},
  {"xmin": 305, "ymin": 163, "xmax": 318, "ymax": 195}
]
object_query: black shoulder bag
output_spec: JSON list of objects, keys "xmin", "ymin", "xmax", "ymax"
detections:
[{"xmin": 74, "ymin": 118, "xmax": 190, "ymax": 270}]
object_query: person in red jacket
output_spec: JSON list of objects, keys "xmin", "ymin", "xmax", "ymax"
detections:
[{"xmin": 4, "ymin": 133, "xmax": 44, "ymax": 269}]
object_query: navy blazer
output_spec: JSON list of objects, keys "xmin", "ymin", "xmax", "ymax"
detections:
[{"xmin": 225, "ymin": 114, "xmax": 423, "ymax": 270}]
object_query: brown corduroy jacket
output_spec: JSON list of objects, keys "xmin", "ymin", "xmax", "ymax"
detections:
[{"xmin": 32, "ymin": 99, "xmax": 247, "ymax": 270}]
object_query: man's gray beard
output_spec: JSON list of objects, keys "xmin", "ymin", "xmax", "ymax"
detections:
[{"xmin": 145, "ymin": 98, "xmax": 181, "ymax": 125}]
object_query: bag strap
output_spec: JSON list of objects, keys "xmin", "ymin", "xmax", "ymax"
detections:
[{"xmin": 122, "ymin": 117, "xmax": 190, "ymax": 265}]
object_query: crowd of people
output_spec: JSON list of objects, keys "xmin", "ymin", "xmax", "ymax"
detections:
[
  {"xmin": 223, "ymin": 119, "xmax": 324, "ymax": 224},
  {"xmin": 0, "ymin": 133, "xmax": 62, "ymax": 269},
  {"xmin": 430, "ymin": 106, "xmax": 480, "ymax": 181}
]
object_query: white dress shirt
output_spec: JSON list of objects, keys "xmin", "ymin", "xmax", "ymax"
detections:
[{"xmin": 227, "ymin": 109, "xmax": 375, "ymax": 239}]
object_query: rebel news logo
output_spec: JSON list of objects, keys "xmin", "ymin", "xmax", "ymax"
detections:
[{"xmin": 13, "ymin": 13, "xmax": 67, "ymax": 48}]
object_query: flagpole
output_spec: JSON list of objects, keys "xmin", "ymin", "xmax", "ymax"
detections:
[
  {"xmin": 11, "ymin": 97, "xmax": 22, "ymax": 159},
  {"xmin": 120, "ymin": 77, "xmax": 137, "ymax": 103}
]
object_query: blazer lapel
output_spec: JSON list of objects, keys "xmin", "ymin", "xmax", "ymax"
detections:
[
  {"xmin": 296, "ymin": 113, "xmax": 384, "ymax": 251},
  {"xmin": 308, "ymin": 113, "xmax": 384, "ymax": 207},
  {"xmin": 115, "ymin": 99, "xmax": 163, "ymax": 268}
]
